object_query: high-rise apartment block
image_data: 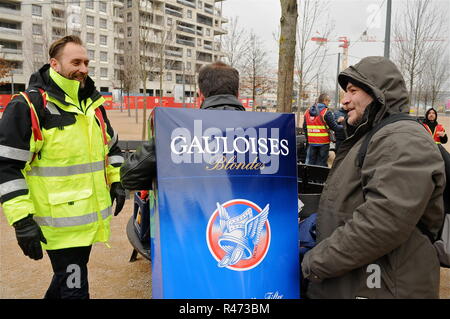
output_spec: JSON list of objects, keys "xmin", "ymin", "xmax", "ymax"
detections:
[{"xmin": 0, "ymin": 0, "xmax": 227, "ymax": 97}]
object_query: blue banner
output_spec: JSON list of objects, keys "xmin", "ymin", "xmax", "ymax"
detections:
[{"xmin": 151, "ymin": 108, "xmax": 299, "ymax": 299}]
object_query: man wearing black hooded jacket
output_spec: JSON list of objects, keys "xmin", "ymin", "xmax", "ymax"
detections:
[
  {"xmin": 423, "ymin": 108, "xmax": 447, "ymax": 144},
  {"xmin": 120, "ymin": 62, "xmax": 245, "ymax": 189}
]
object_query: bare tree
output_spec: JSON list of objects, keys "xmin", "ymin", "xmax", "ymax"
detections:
[
  {"xmin": 221, "ymin": 17, "xmax": 249, "ymax": 70},
  {"xmin": 241, "ymin": 32, "xmax": 271, "ymax": 111},
  {"xmin": 295, "ymin": 0, "xmax": 333, "ymax": 114},
  {"xmin": 137, "ymin": 0, "xmax": 155, "ymax": 138},
  {"xmin": 277, "ymin": 0, "xmax": 298, "ymax": 113},
  {"xmin": 392, "ymin": 0, "xmax": 447, "ymax": 112},
  {"xmin": 425, "ymin": 47, "xmax": 449, "ymax": 109}
]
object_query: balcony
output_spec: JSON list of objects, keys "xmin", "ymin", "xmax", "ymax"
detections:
[
  {"xmin": 165, "ymin": 49, "xmax": 183, "ymax": 58},
  {"xmin": 204, "ymin": 7, "xmax": 214, "ymax": 15},
  {"xmin": 214, "ymin": 26, "xmax": 227, "ymax": 36},
  {"xmin": 177, "ymin": 0, "xmax": 196, "ymax": 9},
  {"xmin": 0, "ymin": 27, "xmax": 22, "ymax": 36},
  {"xmin": 197, "ymin": 14, "xmax": 213, "ymax": 27},
  {"xmin": 0, "ymin": 7, "xmax": 21, "ymax": 17},
  {"xmin": 51, "ymin": 0, "xmax": 65, "ymax": 9},
  {"xmin": 177, "ymin": 25, "xmax": 196, "ymax": 35},
  {"xmin": 176, "ymin": 38, "xmax": 195, "ymax": 47},
  {"xmin": 113, "ymin": 0, "xmax": 124, "ymax": 7},
  {"xmin": 165, "ymin": 6, "xmax": 183, "ymax": 18},
  {"xmin": 197, "ymin": 52, "xmax": 212, "ymax": 63}
]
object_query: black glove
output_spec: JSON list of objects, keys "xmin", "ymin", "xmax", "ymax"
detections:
[
  {"xmin": 110, "ymin": 182, "xmax": 126, "ymax": 216},
  {"xmin": 120, "ymin": 140, "xmax": 156, "ymax": 190},
  {"xmin": 13, "ymin": 215, "xmax": 47, "ymax": 260}
]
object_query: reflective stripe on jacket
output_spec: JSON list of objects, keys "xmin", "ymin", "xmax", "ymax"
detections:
[
  {"xmin": 423, "ymin": 123, "xmax": 445, "ymax": 144},
  {"xmin": 305, "ymin": 108, "xmax": 330, "ymax": 144}
]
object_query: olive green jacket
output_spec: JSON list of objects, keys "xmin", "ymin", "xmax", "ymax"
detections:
[{"xmin": 302, "ymin": 57, "xmax": 445, "ymax": 299}]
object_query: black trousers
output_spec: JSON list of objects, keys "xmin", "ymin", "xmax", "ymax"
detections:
[{"xmin": 44, "ymin": 246, "xmax": 92, "ymax": 299}]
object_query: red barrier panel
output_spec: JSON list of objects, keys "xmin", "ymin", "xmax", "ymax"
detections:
[
  {"xmin": 0, "ymin": 94, "xmax": 13, "ymax": 112},
  {"xmin": 1, "ymin": 94, "xmax": 252, "ymax": 112}
]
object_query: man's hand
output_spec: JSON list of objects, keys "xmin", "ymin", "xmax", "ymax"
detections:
[
  {"xmin": 110, "ymin": 182, "xmax": 126, "ymax": 216},
  {"xmin": 438, "ymin": 130, "xmax": 446, "ymax": 137},
  {"xmin": 13, "ymin": 215, "xmax": 47, "ymax": 260}
]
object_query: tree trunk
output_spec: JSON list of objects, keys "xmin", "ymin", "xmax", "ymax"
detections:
[{"xmin": 277, "ymin": 0, "xmax": 298, "ymax": 113}]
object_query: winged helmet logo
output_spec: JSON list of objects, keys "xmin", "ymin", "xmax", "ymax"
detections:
[{"xmin": 206, "ymin": 199, "xmax": 271, "ymax": 271}]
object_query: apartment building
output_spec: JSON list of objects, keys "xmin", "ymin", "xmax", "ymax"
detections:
[
  {"xmin": 118, "ymin": 0, "xmax": 227, "ymax": 99},
  {"xmin": 0, "ymin": 0, "xmax": 228, "ymax": 97}
]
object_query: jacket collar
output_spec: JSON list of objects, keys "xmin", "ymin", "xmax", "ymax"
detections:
[
  {"xmin": 28, "ymin": 64, "xmax": 100, "ymax": 107},
  {"xmin": 49, "ymin": 67, "xmax": 80, "ymax": 106},
  {"xmin": 201, "ymin": 94, "xmax": 245, "ymax": 110}
]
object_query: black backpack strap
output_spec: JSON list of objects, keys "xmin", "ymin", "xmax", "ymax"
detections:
[{"xmin": 357, "ymin": 113, "xmax": 420, "ymax": 168}]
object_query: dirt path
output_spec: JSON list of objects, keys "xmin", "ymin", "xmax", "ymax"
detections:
[{"xmin": 0, "ymin": 109, "xmax": 449, "ymax": 298}]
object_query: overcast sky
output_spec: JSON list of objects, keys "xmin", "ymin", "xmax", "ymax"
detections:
[{"xmin": 221, "ymin": 0, "xmax": 450, "ymax": 88}]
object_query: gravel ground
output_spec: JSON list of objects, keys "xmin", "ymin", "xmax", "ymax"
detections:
[{"xmin": 0, "ymin": 109, "xmax": 448, "ymax": 298}]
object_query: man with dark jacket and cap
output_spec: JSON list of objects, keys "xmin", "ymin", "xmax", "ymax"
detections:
[
  {"xmin": 301, "ymin": 56, "xmax": 445, "ymax": 298},
  {"xmin": 120, "ymin": 62, "xmax": 245, "ymax": 189}
]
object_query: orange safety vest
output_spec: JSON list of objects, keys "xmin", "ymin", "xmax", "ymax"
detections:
[
  {"xmin": 305, "ymin": 107, "xmax": 330, "ymax": 145},
  {"xmin": 423, "ymin": 123, "xmax": 445, "ymax": 144}
]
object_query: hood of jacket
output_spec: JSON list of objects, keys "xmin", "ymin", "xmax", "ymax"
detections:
[
  {"xmin": 309, "ymin": 103, "xmax": 327, "ymax": 116},
  {"xmin": 338, "ymin": 56, "xmax": 409, "ymax": 127},
  {"xmin": 28, "ymin": 64, "xmax": 101, "ymax": 106},
  {"xmin": 200, "ymin": 94, "xmax": 245, "ymax": 111}
]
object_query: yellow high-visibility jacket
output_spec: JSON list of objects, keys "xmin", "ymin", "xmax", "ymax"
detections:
[{"xmin": 0, "ymin": 65, "xmax": 124, "ymax": 250}]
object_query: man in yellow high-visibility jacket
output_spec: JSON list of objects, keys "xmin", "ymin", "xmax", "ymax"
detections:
[{"xmin": 0, "ymin": 36, "xmax": 126, "ymax": 299}]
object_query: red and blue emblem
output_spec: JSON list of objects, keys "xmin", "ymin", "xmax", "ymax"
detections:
[{"xmin": 206, "ymin": 199, "xmax": 271, "ymax": 271}]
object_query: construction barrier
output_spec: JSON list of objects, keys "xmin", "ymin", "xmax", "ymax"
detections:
[{"xmin": 0, "ymin": 94, "xmax": 254, "ymax": 112}]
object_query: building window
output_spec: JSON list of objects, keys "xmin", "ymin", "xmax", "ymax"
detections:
[
  {"xmin": 99, "ymin": 35, "xmax": 107, "ymax": 46},
  {"xmin": 32, "ymin": 24, "xmax": 42, "ymax": 36},
  {"xmin": 100, "ymin": 51, "xmax": 108, "ymax": 62},
  {"xmin": 99, "ymin": 18, "xmax": 107, "ymax": 29},
  {"xmin": 87, "ymin": 49, "xmax": 95, "ymax": 60},
  {"xmin": 86, "ymin": 16, "xmax": 94, "ymax": 27},
  {"xmin": 100, "ymin": 67, "xmax": 108, "ymax": 78},
  {"xmin": 127, "ymin": 12, "xmax": 132, "ymax": 22},
  {"xmin": 32, "ymin": 4, "xmax": 42, "ymax": 17},
  {"xmin": 89, "ymin": 67, "xmax": 95, "ymax": 77},
  {"xmin": 167, "ymin": 17, "xmax": 172, "ymax": 26},
  {"xmin": 127, "ymin": 27, "xmax": 132, "ymax": 37},
  {"xmin": 197, "ymin": 38, "xmax": 202, "ymax": 46},
  {"xmin": 187, "ymin": 10, "xmax": 192, "ymax": 18},
  {"xmin": 186, "ymin": 62, "xmax": 191, "ymax": 70},
  {"xmin": 33, "ymin": 43, "xmax": 43, "ymax": 54},
  {"xmin": 127, "ymin": 0, "xmax": 132, "ymax": 8},
  {"xmin": 166, "ymin": 73, "xmax": 172, "ymax": 81},
  {"xmin": 187, "ymin": 49, "xmax": 192, "ymax": 57},
  {"xmin": 86, "ymin": 0, "xmax": 94, "ymax": 10},
  {"xmin": 99, "ymin": 1, "xmax": 107, "ymax": 13},
  {"xmin": 86, "ymin": 32, "xmax": 95, "ymax": 44},
  {"xmin": 198, "ymin": 1, "xmax": 202, "ymax": 9},
  {"xmin": 206, "ymin": 28, "xmax": 210, "ymax": 36}
]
